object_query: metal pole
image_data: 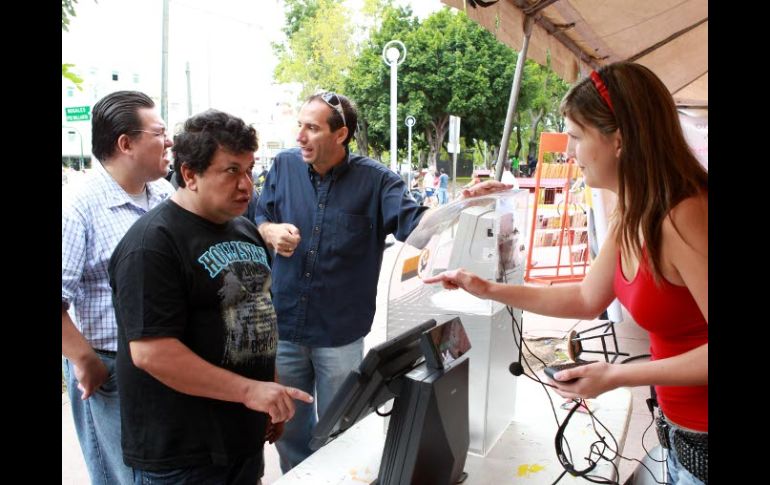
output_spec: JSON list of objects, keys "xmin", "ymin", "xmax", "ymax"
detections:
[
  {"xmin": 383, "ymin": 40, "xmax": 406, "ymax": 173},
  {"xmin": 161, "ymin": 0, "xmax": 169, "ymax": 123},
  {"xmin": 495, "ymin": 16, "xmax": 533, "ymax": 181},
  {"xmin": 452, "ymin": 151, "xmax": 458, "ymax": 200},
  {"xmin": 405, "ymin": 115, "xmax": 416, "ymax": 195},
  {"xmin": 390, "ymin": 61, "xmax": 397, "ymax": 172},
  {"xmin": 407, "ymin": 124, "xmax": 413, "ymax": 167},
  {"xmin": 185, "ymin": 61, "xmax": 192, "ymax": 116},
  {"xmin": 407, "ymin": 124, "xmax": 411, "ymax": 190}
]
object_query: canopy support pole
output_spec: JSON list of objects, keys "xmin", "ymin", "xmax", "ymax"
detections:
[{"xmin": 494, "ymin": 15, "xmax": 533, "ymax": 181}]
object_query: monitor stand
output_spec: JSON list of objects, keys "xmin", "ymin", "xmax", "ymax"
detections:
[{"xmin": 373, "ymin": 357, "xmax": 470, "ymax": 485}]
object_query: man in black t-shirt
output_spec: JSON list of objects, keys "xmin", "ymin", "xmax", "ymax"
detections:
[{"xmin": 109, "ymin": 109, "xmax": 313, "ymax": 484}]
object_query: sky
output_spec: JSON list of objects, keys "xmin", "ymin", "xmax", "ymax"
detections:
[{"xmin": 61, "ymin": 0, "xmax": 446, "ymax": 149}]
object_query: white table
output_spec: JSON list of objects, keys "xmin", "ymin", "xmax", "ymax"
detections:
[{"xmin": 274, "ymin": 377, "xmax": 632, "ymax": 484}]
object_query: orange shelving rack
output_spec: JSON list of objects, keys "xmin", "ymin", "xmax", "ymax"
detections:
[{"xmin": 523, "ymin": 132, "xmax": 589, "ymax": 284}]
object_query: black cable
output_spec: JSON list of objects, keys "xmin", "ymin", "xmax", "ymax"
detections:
[
  {"xmin": 499, "ymin": 273, "xmax": 634, "ymax": 484},
  {"xmin": 501, "ymin": 309, "xmax": 667, "ymax": 484},
  {"xmin": 505, "ymin": 304, "xmax": 585, "ymax": 471},
  {"xmin": 581, "ymin": 388, "xmax": 670, "ymax": 484},
  {"xmin": 638, "ymin": 414, "xmax": 667, "ymax": 464},
  {"xmin": 505, "ymin": 304, "xmax": 562, "ymax": 428},
  {"xmin": 374, "ymin": 407, "xmax": 392, "ymax": 417},
  {"xmin": 500, "ymin": 270, "xmax": 578, "ymax": 476},
  {"xmin": 598, "ymin": 406, "xmax": 670, "ymax": 483},
  {"xmin": 554, "ymin": 400, "xmax": 598, "ymax": 478},
  {"xmin": 549, "ymin": 469, "xmax": 568, "ymax": 485}
]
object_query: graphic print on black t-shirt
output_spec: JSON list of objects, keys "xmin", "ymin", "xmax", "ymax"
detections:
[{"xmin": 196, "ymin": 241, "xmax": 277, "ymax": 368}]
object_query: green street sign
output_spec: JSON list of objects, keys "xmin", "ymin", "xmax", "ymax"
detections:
[{"xmin": 65, "ymin": 106, "xmax": 91, "ymax": 122}]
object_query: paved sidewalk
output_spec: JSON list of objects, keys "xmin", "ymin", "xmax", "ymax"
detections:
[
  {"xmin": 62, "ymin": 393, "xmax": 89, "ymax": 484},
  {"xmin": 62, "ymin": 242, "xmax": 655, "ymax": 484}
]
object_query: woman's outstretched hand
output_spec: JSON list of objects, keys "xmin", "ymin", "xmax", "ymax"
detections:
[{"xmin": 421, "ymin": 268, "xmax": 489, "ymax": 299}]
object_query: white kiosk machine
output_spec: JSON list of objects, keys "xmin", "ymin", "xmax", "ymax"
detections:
[{"xmin": 387, "ymin": 190, "xmax": 529, "ymax": 455}]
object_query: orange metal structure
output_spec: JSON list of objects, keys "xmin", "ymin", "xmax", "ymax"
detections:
[{"xmin": 524, "ymin": 132, "xmax": 589, "ymax": 284}]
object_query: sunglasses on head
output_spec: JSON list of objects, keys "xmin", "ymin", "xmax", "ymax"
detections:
[{"xmin": 319, "ymin": 92, "xmax": 347, "ymax": 129}]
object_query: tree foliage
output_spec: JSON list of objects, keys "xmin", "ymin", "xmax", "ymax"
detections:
[
  {"xmin": 515, "ymin": 56, "xmax": 570, "ymax": 160},
  {"xmin": 62, "ymin": 0, "xmax": 79, "ymax": 32},
  {"xmin": 62, "ymin": 0, "xmax": 88, "ymax": 91},
  {"xmin": 345, "ymin": 8, "xmax": 519, "ymax": 166},
  {"xmin": 280, "ymin": 0, "xmax": 321, "ymax": 38},
  {"xmin": 62, "ymin": 64, "xmax": 84, "ymax": 91},
  {"xmin": 275, "ymin": 2, "xmax": 570, "ymax": 168},
  {"xmin": 273, "ymin": 0, "xmax": 356, "ymax": 99},
  {"xmin": 343, "ymin": 5, "xmax": 418, "ymax": 158}
]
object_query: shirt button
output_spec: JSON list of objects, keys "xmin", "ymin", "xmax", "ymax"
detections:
[
  {"xmin": 318, "ymin": 203, "xmax": 324, "ymax": 209},
  {"xmin": 314, "ymin": 226, "xmax": 320, "ymax": 232},
  {"xmin": 305, "ymin": 272, "xmax": 311, "ymax": 278},
  {"xmin": 309, "ymin": 250, "xmax": 315, "ymax": 255}
]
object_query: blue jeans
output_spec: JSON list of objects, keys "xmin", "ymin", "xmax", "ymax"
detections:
[
  {"xmin": 665, "ymin": 420, "xmax": 706, "ymax": 485},
  {"xmin": 131, "ymin": 456, "xmax": 263, "ymax": 485},
  {"xmin": 63, "ymin": 352, "xmax": 133, "ymax": 485},
  {"xmin": 437, "ymin": 187, "xmax": 448, "ymax": 205},
  {"xmin": 274, "ymin": 338, "xmax": 364, "ymax": 473}
]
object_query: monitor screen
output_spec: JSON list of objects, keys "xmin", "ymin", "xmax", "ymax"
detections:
[
  {"xmin": 420, "ymin": 316, "xmax": 472, "ymax": 370},
  {"xmin": 310, "ymin": 319, "xmax": 437, "ymax": 450}
]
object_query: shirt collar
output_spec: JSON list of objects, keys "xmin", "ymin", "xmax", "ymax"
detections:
[
  {"xmin": 94, "ymin": 160, "xmax": 170, "ymax": 209},
  {"xmin": 307, "ymin": 146, "xmax": 351, "ymax": 181}
]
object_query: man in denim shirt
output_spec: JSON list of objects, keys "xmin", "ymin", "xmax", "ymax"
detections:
[
  {"xmin": 61, "ymin": 91, "xmax": 175, "ymax": 485},
  {"xmin": 255, "ymin": 92, "xmax": 508, "ymax": 472}
]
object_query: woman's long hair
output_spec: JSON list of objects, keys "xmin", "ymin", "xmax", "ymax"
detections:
[{"xmin": 560, "ymin": 62, "xmax": 707, "ymax": 282}]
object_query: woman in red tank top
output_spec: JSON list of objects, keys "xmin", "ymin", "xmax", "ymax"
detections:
[{"xmin": 424, "ymin": 62, "xmax": 707, "ymax": 484}]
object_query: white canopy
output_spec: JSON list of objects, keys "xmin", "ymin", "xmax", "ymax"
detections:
[{"xmin": 442, "ymin": 0, "xmax": 707, "ymax": 104}]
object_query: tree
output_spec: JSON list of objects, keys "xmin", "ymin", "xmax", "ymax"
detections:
[
  {"xmin": 62, "ymin": 0, "xmax": 79, "ymax": 32},
  {"xmin": 519, "ymin": 55, "xmax": 570, "ymax": 161},
  {"xmin": 62, "ymin": 64, "xmax": 84, "ymax": 91},
  {"xmin": 275, "ymin": 1, "xmax": 569, "ymax": 168},
  {"xmin": 343, "ymin": 4, "xmax": 417, "ymax": 159},
  {"xmin": 347, "ymin": 9, "xmax": 518, "ymax": 167},
  {"xmin": 276, "ymin": 0, "xmax": 397, "ymax": 157},
  {"xmin": 281, "ymin": 0, "xmax": 321, "ymax": 38},
  {"xmin": 62, "ymin": 0, "xmax": 87, "ymax": 91},
  {"xmin": 273, "ymin": 0, "xmax": 356, "ymax": 99}
]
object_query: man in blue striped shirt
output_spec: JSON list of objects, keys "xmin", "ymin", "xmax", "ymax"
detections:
[{"xmin": 61, "ymin": 91, "xmax": 175, "ymax": 485}]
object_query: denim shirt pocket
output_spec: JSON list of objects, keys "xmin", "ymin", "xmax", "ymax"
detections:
[{"xmin": 334, "ymin": 213, "xmax": 373, "ymax": 255}]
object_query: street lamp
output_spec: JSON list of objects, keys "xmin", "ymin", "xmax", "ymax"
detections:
[
  {"xmin": 405, "ymin": 115, "xmax": 415, "ymax": 189},
  {"xmin": 63, "ymin": 125, "xmax": 84, "ymax": 171},
  {"xmin": 382, "ymin": 40, "xmax": 406, "ymax": 173}
]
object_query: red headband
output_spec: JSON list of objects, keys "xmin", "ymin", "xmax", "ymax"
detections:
[{"xmin": 590, "ymin": 70, "xmax": 614, "ymax": 114}]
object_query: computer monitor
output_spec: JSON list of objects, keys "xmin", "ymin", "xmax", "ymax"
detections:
[
  {"xmin": 309, "ymin": 319, "xmax": 437, "ymax": 450},
  {"xmin": 311, "ymin": 318, "xmax": 471, "ymax": 485},
  {"xmin": 420, "ymin": 316, "xmax": 472, "ymax": 370}
]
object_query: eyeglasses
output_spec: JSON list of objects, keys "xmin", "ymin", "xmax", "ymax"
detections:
[
  {"xmin": 130, "ymin": 129, "xmax": 169, "ymax": 140},
  {"xmin": 319, "ymin": 92, "xmax": 347, "ymax": 129}
]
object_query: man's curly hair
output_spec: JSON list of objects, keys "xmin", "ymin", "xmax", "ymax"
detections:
[{"xmin": 172, "ymin": 109, "xmax": 258, "ymax": 188}]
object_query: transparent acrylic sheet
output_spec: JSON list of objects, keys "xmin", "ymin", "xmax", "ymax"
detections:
[{"xmin": 404, "ymin": 189, "xmax": 528, "ymax": 282}]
